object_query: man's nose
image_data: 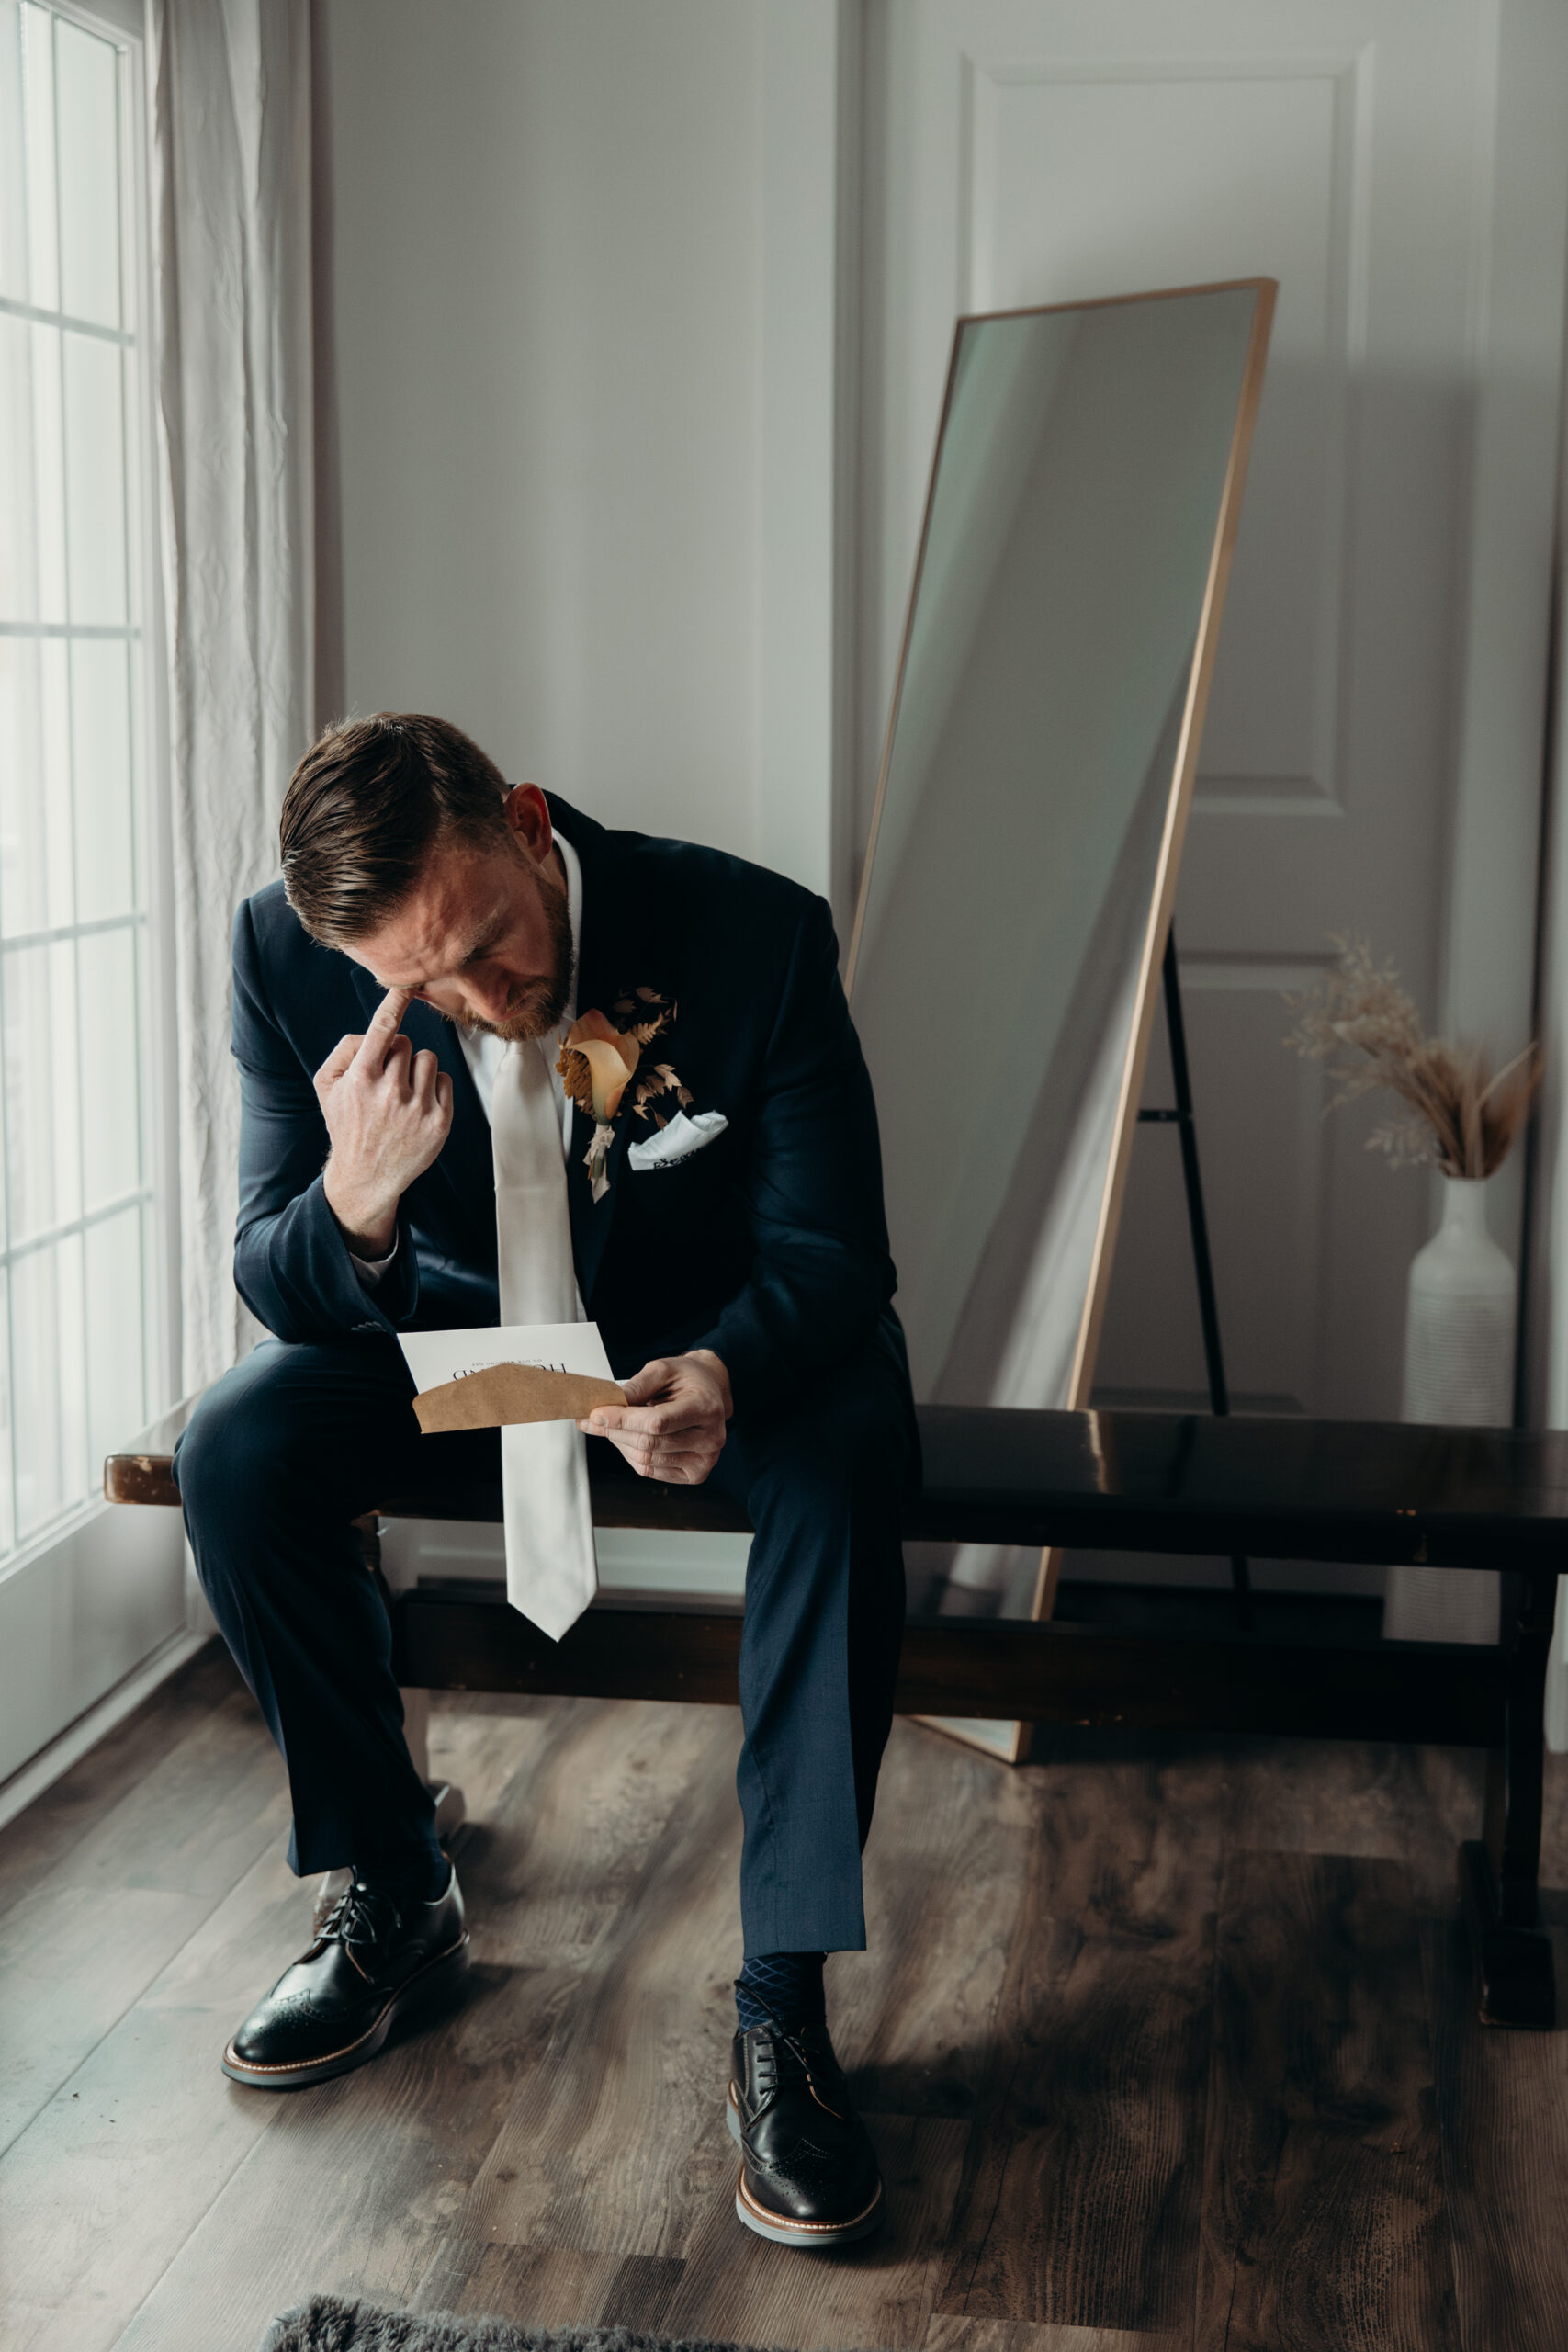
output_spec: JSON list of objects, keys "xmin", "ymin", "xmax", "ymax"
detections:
[
  {"xmin": 464, "ymin": 970, "xmax": 515, "ymax": 1023},
  {"xmin": 416, "ymin": 976, "xmax": 502, "ymax": 1024}
]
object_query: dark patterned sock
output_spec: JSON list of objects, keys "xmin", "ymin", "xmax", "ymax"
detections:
[
  {"xmin": 354, "ymin": 1846, "xmax": 451, "ymax": 1906},
  {"xmin": 735, "ymin": 1951, "xmax": 827, "ymax": 2032}
]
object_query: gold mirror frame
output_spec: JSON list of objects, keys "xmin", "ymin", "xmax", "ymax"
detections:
[{"xmin": 845, "ymin": 278, "xmax": 1277, "ymax": 1763}]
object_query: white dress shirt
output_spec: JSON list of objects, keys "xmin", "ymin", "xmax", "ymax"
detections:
[{"xmin": 351, "ymin": 828, "xmax": 583, "ymax": 1287}]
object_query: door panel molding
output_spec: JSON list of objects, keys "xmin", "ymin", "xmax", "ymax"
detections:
[
  {"xmin": 963, "ymin": 49, "xmax": 1373, "ymax": 816},
  {"xmin": 858, "ymin": 0, "xmax": 1565, "ymax": 1430}
]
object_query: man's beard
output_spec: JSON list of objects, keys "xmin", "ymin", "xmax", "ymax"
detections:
[{"xmin": 456, "ymin": 863, "xmax": 574, "ymax": 1043}]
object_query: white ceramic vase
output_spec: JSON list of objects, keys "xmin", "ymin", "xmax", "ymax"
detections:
[
  {"xmin": 1402, "ymin": 1175, "xmax": 1516, "ymax": 1425},
  {"xmin": 1385, "ymin": 1175, "xmax": 1514, "ymax": 1645}
]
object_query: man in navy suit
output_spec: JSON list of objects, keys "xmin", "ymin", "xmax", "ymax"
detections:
[{"xmin": 175, "ymin": 712, "xmax": 914, "ymax": 2247}]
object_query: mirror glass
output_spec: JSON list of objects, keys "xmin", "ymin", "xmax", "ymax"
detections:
[{"xmin": 847, "ymin": 283, "xmax": 1270, "ymax": 1631}]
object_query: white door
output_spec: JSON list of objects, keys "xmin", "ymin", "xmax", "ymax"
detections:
[{"xmin": 857, "ymin": 0, "xmax": 1568, "ymax": 1566}]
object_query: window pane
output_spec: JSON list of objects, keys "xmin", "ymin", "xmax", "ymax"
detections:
[
  {"xmin": 71, "ymin": 635, "xmax": 135, "ymax": 920},
  {"xmin": 85, "ymin": 1204, "xmax": 141, "ymax": 1464},
  {"xmin": 62, "ymin": 329, "xmax": 125, "ymax": 624},
  {"xmin": 0, "ymin": 5, "xmax": 28, "ymax": 302},
  {"xmin": 32, "ymin": 322, "xmax": 65, "ymax": 618},
  {"xmin": 3, "ymin": 935, "xmax": 82, "ymax": 1239},
  {"xmin": 0, "ymin": 4, "xmax": 158, "ymax": 1567},
  {"xmin": 19, "ymin": 1, "xmax": 56, "ymax": 311},
  {"xmin": 76, "ymin": 924, "xmax": 139, "ymax": 1208},
  {"xmin": 41, "ymin": 632, "xmax": 70, "ymax": 922},
  {"xmin": 0, "ymin": 635, "xmax": 73, "ymax": 937},
  {"xmin": 0, "ymin": 314, "xmax": 67, "ymax": 623},
  {"xmin": 12, "ymin": 1232, "xmax": 85, "ymax": 1536},
  {"xmin": 54, "ymin": 20, "xmax": 119, "ymax": 331},
  {"xmin": 0, "ymin": 635, "xmax": 43, "ymax": 937},
  {"xmin": 0, "ymin": 317, "xmax": 32, "ymax": 617}
]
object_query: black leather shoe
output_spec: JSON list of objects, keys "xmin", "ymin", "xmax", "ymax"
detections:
[
  {"xmin": 221, "ymin": 1868, "xmax": 468, "ymax": 2090},
  {"xmin": 728, "ymin": 2018, "xmax": 884, "ymax": 2247}
]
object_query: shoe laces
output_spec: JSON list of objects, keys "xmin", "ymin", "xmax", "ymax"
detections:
[
  {"xmin": 747, "ymin": 1992, "xmax": 839, "ymax": 2113},
  {"xmin": 319, "ymin": 1880, "xmax": 401, "ymax": 1952}
]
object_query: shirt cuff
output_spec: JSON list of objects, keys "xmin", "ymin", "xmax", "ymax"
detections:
[{"xmin": 349, "ymin": 1233, "xmax": 400, "ymax": 1289}]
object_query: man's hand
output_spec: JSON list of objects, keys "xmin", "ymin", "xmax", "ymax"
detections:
[
  {"xmin": 317, "ymin": 987, "xmax": 454, "ymax": 1255},
  {"xmin": 579, "ymin": 1350, "xmax": 732, "ymax": 1485}
]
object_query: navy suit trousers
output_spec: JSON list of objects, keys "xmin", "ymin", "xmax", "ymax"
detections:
[{"xmin": 174, "ymin": 1330, "xmax": 912, "ymax": 1955}]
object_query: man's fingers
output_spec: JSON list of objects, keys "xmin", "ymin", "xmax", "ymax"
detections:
[
  {"xmin": 644, "ymin": 1439, "xmax": 719, "ymax": 1476},
  {"xmin": 355, "ymin": 986, "xmax": 414, "ymax": 1071},
  {"xmin": 612, "ymin": 1421, "xmax": 717, "ymax": 1455},
  {"xmin": 410, "ymin": 1046, "xmax": 442, "ymax": 1102},
  {"xmin": 582, "ymin": 1363, "xmax": 727, "ymax": 1460},
  {"xmin": 314, "ymin": 1032, "xmax": 364, "ymax": 1090},
  {"xmin": 367, "ymin": 982, "xmax": 414, "ymax": 1035},
  {"xmin": 577, "ymin": 1419, "xmax": 718, "ymax": 1473},
  {"xmin": 584, "ymin": 1404, "xmax": 644, "ymax": 1435},
  {"xmin": 588, "ymin": 1402, "xmax": 706, "ymax": 1439},
  {"xmin": 623, "ymin": 1442, "xmax": 718, "ymax": 1480}
]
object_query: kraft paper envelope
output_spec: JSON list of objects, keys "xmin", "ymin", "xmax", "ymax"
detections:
[
  {"xmin": 413, "ymin": 1361, "xmax": 625, "ymax": 1433},
  {"xmin": 399, "ymin": 1321, "xmax": 624, "ymax": 1436}
]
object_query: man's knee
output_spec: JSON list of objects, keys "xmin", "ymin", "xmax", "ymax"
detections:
[
  {"xmin": 177, "ymin": 1351, "xmax": 284, "ymax": 1521},
  {"xmin": 733, "ymin": 1365, "xmax": 912, "ymax": 1577},
  {"xmin": 747, "ymin": 1356, "xmax": 912, "ymax": 1504},
  {"xmin": 175, "ymin": 1340, "xmax": 390, "ymax": 1533}
]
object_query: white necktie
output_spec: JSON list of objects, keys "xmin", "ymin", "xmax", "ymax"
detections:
[{"xmin": 491, "ymin": 1035, "xmax": 598, "ymax": 1638}]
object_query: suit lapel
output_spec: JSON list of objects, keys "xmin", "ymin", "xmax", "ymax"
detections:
[{"xmin": 558, "ymin": 802, "xmax": 652, "ymax": 1309}]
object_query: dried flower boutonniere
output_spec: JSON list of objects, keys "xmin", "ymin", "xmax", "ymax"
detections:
[{"xmin": 558, "ymin": 986, "xmax": 694, "ymax": 1202}]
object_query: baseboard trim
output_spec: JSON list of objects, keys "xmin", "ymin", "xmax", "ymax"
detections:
[{"xmin": 0, "ymin": 1628, "xmax": 213, "ymax": 1834}]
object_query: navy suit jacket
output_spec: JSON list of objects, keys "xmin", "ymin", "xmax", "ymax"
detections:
[{"xmin": 231, "ymin": 794, "xmax": 905, "ymax": 1415}]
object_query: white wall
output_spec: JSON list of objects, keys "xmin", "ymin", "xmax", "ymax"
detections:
[{"xmin": 324, "ymin": 0, "xmax": 763, "ymax": 860}]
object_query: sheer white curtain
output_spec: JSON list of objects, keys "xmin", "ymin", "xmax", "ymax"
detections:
[
  {"xmin": 1526, "ymin": 379, "xmax": 1568, "ymax": 1755},
  {"xmin": 149, "ymin": 0, "xmax": 331, "ymax": 1391}
]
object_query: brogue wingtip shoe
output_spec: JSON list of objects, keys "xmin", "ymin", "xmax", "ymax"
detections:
[
  {"xmin": 221, "ymin": 1869, "xmax": 469, "ymax": 2091},
  {"xmin": 728, "ymin": 2020, "xmax": 884, "ymax": 2249}
]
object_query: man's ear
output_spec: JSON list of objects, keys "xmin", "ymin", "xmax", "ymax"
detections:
[{"xmin": 502, "ymin": 782, "xmax": 554, "ymax": 869}]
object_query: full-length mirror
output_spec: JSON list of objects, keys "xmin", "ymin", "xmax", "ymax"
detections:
[{"xmin": 848, "ymin": 281, "xmax": 1274, "ymax": 1656}]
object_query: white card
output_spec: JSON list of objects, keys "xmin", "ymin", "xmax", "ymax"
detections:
[{"xmin": 399, "ymin": 1320, "xmax": 615, "ymax": 1396}]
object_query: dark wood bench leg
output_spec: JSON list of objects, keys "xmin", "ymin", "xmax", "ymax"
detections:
[{"xmin": 1459, "ymin": 1564, "xmax": 1558, "ymax": 2029}]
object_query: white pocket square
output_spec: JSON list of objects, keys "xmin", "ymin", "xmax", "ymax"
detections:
[{"xmin": 626, "ymin": 1110, "xmax": 728, "ymax": 1170}]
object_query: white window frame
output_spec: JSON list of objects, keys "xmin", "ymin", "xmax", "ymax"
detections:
[{"xmin": 0, "ymin": 0, "xmax": 188, "ymax": 1798}]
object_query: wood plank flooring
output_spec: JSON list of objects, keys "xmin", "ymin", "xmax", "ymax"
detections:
[{"xmin": 1, "ymin": 1645, "xmax": 1564, "ymax": 2352}]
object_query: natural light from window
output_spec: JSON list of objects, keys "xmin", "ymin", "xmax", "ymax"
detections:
[{"xmin": 0, "ymin": 0, "xmax": 159, "ymax": 1565}]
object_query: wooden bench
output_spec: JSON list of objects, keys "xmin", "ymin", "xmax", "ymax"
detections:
[{"xmin": 107, "ymin": 1396, "xmax": 1566, "ymax": 2028}]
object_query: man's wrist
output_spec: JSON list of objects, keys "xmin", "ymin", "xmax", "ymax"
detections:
[
  {"xmin": 688, "ymin": 1348, "xmax": 733, "ymax": 1419},
  {"xmin": 323, "ymin": 1169, "xmax": 400, "ymax": 1258}
]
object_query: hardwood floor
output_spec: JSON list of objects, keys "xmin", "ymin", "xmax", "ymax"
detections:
[{"xmin": 1, "ymin": 1644, "xmax": 1564, "ymax": 2352}]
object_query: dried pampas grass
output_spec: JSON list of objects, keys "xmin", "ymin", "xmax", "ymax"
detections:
[{"xmin": 1284, "ymin": 936, "xmax": 1540, "ymax": 1179}]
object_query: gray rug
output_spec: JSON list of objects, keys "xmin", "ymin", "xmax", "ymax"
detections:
[{"xmin": 261, "ymin": 2301, "xmax": 801, "ymax": 2352}]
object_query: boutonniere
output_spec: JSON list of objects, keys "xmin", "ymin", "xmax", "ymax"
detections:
[{"xmin": 557, "ymin": 986, "xmax": 693, "ymax": 1203}]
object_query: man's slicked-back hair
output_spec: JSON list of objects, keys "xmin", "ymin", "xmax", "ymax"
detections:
[{"xmin": 279, "ymin": 711, "xmax": 513, "ymax": 944}]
